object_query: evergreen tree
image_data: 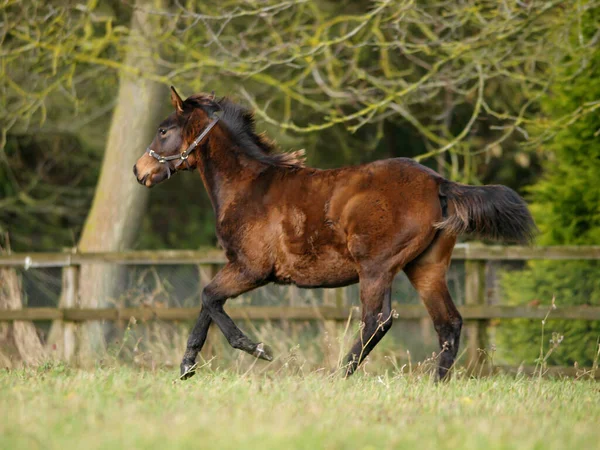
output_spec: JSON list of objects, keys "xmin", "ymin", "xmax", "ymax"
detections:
[{"xmin": 498, "ymin": 8, "xmax": 600, "ymax": 366}]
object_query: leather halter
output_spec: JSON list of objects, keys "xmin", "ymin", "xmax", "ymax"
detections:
[{"xmin": 146, "ymin": 110, "xmax": 222, "ymax": 179}]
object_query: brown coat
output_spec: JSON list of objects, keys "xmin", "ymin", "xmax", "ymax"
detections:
[{"xmin": 134, "ymin": 88, "xmax": 535, "ymax": 379}]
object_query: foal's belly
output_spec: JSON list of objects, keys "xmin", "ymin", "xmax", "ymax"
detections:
[
  {"xmin": 269, "ymin": 201, "xmax": 359, "ymax": 288},
  {"xmin": 272, "ymin": 246, "xmax": 359, "ymax": 289}
]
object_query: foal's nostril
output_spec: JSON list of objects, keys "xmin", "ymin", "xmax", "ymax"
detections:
[{"xmin": 133, "ymin": 164, "xmax": 138, "ymax": 177}]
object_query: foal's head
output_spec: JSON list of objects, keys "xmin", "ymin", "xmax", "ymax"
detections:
[{"xmin": 133, "ymin": 87, "xmax": 221, "ymax": 187}]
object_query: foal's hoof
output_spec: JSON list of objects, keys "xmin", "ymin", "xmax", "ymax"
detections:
[
  {"xmin": 253, "ymin": 343, "xmax": 273, "ymax": 361},
  {"xmin": 180, "ymin": 361, "xmax": 197, "ymax": 380}
]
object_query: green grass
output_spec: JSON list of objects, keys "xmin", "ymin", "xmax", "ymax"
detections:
[{"xmin": 1, "ymin": 364, "xmax": 599, "ymax": 450}]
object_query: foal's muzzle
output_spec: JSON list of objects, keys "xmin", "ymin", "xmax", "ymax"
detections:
[
  {"xmin": 133, "ymin": 164, "xmax": 147, "ymax": 186},
  {"xmin": 133, "ymin": 162, "xmax": 166, "ymax": 187}
]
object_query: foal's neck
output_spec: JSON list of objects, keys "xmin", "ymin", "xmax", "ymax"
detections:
[{"xmin": 196, "ymin": 126, "xmax": 268, "ymax": 220}]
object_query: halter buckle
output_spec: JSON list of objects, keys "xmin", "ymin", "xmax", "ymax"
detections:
[{"xmin": 180, "ymin": 152, "xmax": 189, "ymax": 160}]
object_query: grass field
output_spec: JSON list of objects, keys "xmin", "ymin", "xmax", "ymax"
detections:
[{"xmin": 1, "ymin": 362, "xmax": 599, "ymax": 450}]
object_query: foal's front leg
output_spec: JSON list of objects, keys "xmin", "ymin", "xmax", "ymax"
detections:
[
  {"xmin": 180, "ymin": 263, "xmax": 269, "ymax": 379},
  {"xmin": 180, "ymin": 308, "xmax": 212, "ymax": 379}
]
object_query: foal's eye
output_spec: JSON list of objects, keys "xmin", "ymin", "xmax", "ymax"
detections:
[{"xmin": 159, "ymin": 128, "xmax": 167, "ymax": 136}]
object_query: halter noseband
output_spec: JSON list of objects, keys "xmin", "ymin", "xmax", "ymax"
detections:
[{"xmin": 146, "ymin": 110, "xmax": 222, "ymax": 179}]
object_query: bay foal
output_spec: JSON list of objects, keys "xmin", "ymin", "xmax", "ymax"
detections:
[{"xmin": 133, "ymin": 88, "xmax": 535, "ymax": 379}]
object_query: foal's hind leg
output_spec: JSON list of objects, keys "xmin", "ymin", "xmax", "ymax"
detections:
[
  {"xmin": 180, "ymin": 263, "xmax": 268, "ymax": 379},
  {"xmin": 343, "ymin": 275, "xmax": 394, "ymax": 376},
  {"xmin": 404, "ymin": 232, "xmax": 462, "ymax": 380}
]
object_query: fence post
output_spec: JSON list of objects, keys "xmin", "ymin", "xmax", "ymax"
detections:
[
  {"xmin": 58, "ymin": 251, "xmax": 79, "ymax": 362},
  {"xmin": 321, "ymin": 288, "xmax": 342, "ymax": 366},
  {"xmin": 62, "ymin": 265, "xmax": 79, "ymax": 362},
  {"xmin": 464, "ymin": 258, "xmax": 487, "ymax": 368},
  {"xmin": 287, "ymin": 285, "xmax": 299, "ymax": 306},
  {"xmin": 335, "ymin": 287, "xmax": 346, "ymax": 311}
]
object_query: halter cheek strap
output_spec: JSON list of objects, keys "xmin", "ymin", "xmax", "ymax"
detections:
[{"xmin": 146, "ymin": 111, "xmax": 222, "ymax": 179}]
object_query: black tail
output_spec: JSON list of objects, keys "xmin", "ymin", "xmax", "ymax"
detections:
[{"xmin": 436, "ymin": 180, "xmax": 537, "ymax": 244}]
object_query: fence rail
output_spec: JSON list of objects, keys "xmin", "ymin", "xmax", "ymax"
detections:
[
  {"xmin": 1, "ymin": 244, "xmax": 599, "ymax": 373},
  {"xmin": 2, "ymin": 244, "xmax": 600, "ymax": 268},
  {"xmin": 1, "ymin": 304, "xmax": 599, "ymax": 322}
]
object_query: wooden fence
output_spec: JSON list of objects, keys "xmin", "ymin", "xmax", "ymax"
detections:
[{"xmin": 1, "ymin": 243, "xmax": 599, "ymax": 373}]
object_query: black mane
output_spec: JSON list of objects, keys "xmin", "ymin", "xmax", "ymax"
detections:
[{"xmin": 188, "ymin": 94, "xmax": 305, "ymax": 169}]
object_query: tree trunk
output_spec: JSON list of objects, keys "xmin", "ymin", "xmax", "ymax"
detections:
[
  {"xmin": 76, "ymin": 0, "xmax": 164, "ymax": 357},
  {"xmin": 0, "ymin": 267, "xmax": 46, "ymax": 367}
]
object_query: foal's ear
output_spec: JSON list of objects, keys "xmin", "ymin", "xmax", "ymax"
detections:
[{"xmin": 170, "ymin": 86, "xmax": 184, "ymax": 115}]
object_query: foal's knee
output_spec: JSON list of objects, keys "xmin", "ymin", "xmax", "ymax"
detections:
[
  {"xmin": 201, "ymin": 287, "xmax": 221, "ymax": 312},
  {"xmin": 450, "ymin": 315, "xmax": 463, "ymax": 339},
  {"xmin": 434, "ymin": 315, "xmax": 462, "ymax": 350},
  {"xmin": 453, "ymin": 315, "xmax": 463, "ymax": 332}
]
